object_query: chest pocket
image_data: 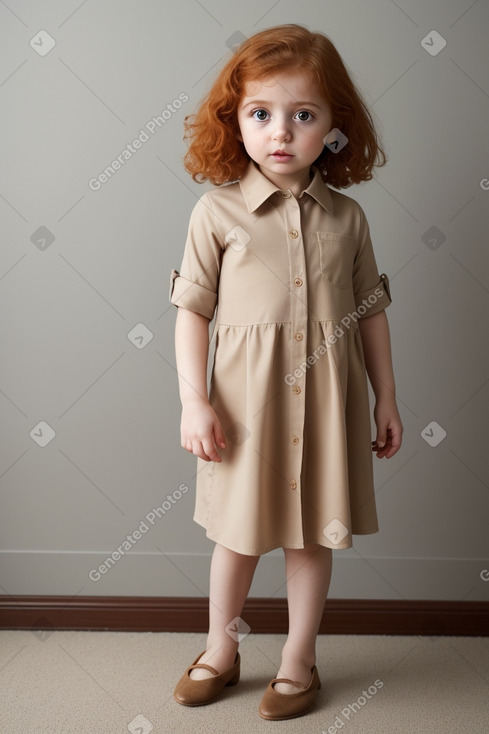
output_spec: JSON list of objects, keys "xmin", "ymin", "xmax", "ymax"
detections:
[{"xmin": 317, "ymin": 232, "xmax": 356, "ymax": 289}]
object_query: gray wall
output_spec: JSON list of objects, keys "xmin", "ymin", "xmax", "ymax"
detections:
[{"xmin": 1, "ymin": 0, "xmax": 488, "ymax": 603}]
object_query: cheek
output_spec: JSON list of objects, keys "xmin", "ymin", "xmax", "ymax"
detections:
[
  {"xmin": 239, "ymin": 123, "xmax": 260, "ymax": 147},
  {"xmin": 237, "ymin": 117, "xmax": 252, "ymax": 143},
  {"xmin": 304, "ymin": 132, "xmax": 326, "ymax": 152}
]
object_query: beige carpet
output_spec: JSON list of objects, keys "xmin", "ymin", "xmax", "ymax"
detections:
[{"xmin": 1, "ymin": 630, "xmax": 488, "ymax": 733}]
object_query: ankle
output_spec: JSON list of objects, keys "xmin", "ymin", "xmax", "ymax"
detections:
[
  {"xmin": 280, "ymin": 644, "xmax": 315, "ymax": 670},
  {"xmin": 203, "ymin": 640, "xmax": 239, "ymax": 665}
]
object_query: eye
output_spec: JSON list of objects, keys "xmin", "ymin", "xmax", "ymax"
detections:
[
  {"xmin": 295, "ymin": 110, "xmax": 313, "ymax": 122},
  {"xmin": 252, "ymin": 109, "xmax": 269, "ymax": 121}
]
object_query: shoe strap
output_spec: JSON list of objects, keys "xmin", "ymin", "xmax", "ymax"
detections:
[
  {"xmin": 270, "ymin": 677, "xmax": 306, "ymax": 690},
  {"xmin": 188, "ymin": 662, "xmax": 220, "ymax": 676}
]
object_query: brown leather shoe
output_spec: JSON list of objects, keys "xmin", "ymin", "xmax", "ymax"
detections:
[
  {"xmin": 173, "ymin": 650, "xmax": 240, "ymax": 706},
  {"xmin": 258, "ymin": 665, "xmax": 321, "ymax": 720}
]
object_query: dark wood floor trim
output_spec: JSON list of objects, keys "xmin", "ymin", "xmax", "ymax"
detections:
[{"xmin": 0, "ymin": 597, "xmax": 488, "ymax": 636}]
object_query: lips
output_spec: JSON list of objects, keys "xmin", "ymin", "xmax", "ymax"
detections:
[{"xmin": 272, "ymin": 150, "xmax": 293, "ymax": 161}]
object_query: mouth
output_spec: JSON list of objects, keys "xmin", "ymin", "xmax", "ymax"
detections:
[{"xmin": 272, "ymin": 150, "xmax": 293, "ymax": 161}]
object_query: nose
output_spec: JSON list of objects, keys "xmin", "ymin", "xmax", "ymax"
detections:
[{"xmin": 271, "ymin": 114, "xmax": 292, "ymax": 142}]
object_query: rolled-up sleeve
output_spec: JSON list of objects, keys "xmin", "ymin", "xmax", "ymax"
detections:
[
  {"xmin": 352, "ymin": 206, "xmax": 392, "ymax": 318},
  {"xmin": 169, "ymin": 193, "xmax": 224, "ymax": 320}
]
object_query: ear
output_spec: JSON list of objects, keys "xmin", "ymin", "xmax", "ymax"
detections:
[{"xmin": 236, "ymin": 131, "xmax": 243, "ymax": 143}]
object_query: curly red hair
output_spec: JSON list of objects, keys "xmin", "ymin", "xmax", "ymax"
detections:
[{"xmin": 183, "ymin": 24, "xmax": 386, "ymax": 188}]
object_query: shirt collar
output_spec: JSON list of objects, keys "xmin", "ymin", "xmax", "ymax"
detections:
[{"xmin": 238, "ymin": 160, "xmax": 334, "ymax": 215}]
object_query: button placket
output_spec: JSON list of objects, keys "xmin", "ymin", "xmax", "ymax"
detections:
[{"xmin": 284, "ymin": 197, "xmax": 308, "ymax": 525}]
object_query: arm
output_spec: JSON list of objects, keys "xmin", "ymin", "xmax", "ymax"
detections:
[
  {"xmin": 174, "ymin": 307, "xmax": 226, "ymax": 462},
  {"xmin": 358, "ymin": 310, "xmax": 403, "ymax": 459}
]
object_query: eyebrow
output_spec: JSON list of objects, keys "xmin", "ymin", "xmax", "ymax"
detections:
[{"xmin": 241, "ymin": 100, "xmax": 322, "ymax": 109}]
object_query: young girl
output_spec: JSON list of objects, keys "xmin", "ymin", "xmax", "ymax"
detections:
[{"xmin": 169, "ymin": 24, "xmax": 403, "ymax": 720}]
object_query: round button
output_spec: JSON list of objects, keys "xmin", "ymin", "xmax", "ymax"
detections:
[
  {"xmin": 294, "ymin": 278, "xmax": 303, "ymax": 287},
  {"xmin": 292, "ymin": 385, "xmax": 301, "ymax": 394},
  {"xmin": 295, "ymin": 332, "xmax": 303, "ymax": 341},
  {"xmin": 290, "ymin": 480, "xmax": 297, "ymax": 490},
  {"xmin": 289, "ymin": 229, "xmax": 299, "ymax": 239},
  {"xmin": 291, "ymin": 435, "xmax": 299, "ymax": 445},
  {"xmin": 281, "ymin": 190, "xmax": 291, "ymax": 198}
]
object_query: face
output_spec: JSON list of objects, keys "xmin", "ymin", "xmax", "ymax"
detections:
[{"xmin": 236, "ymin": 69, "xmax": 333, "ymax": 194}]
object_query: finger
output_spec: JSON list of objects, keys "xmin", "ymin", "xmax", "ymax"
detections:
[
  {"xmin": 384, "ymin": 431, "xmax": 402, "ymax": 458},
  {"xmin": 189, "ymin": 440, "xmax": 212, "ymax": 462},
  {"xmin": 214, "ymin": 422, "xmax": 226, "ymax": 450},
  {"xmin": 374, "ymin": 426, "xmax": 401, "ymax": 459},
  {"xmin": 201, "ymin": 438, "xmax": 222, "ymax": 463},
  {"xmin": 372, "ymin": 438, "xmax": 390, "ymax": 459}
]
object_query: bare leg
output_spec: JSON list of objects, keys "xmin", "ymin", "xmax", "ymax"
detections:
[
  {"xmin": 274, "ymin": 543, "xmax": 332, "ymax": 693},
  {"xmin": 190, "ymin": 542, "xmax": 260, "ymax": 680}
]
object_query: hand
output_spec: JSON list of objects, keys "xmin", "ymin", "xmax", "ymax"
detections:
[
  {"xmin": 372, "ymin": 396, "xmax": 403, "ymax": 459},
  {"xmin": 180, "ymin": 399, "xmax": 227, "ymax": 462}
]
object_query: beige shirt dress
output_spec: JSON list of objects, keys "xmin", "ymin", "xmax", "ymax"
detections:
[{"xmin": 169, "ymin": 160, "xmax": 392, "ymax": 556}]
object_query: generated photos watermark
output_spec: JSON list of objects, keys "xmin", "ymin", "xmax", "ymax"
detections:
[
  {"xmin": 127, "ymin": 714, "xmax": 153, "ymax": 734},
  {"xmin": 225, "ymin": 616, "xmax": 251, "ymax": 642},
  {"xmin": 323, "ymin": 128, "xmax": 348, "ymax": 153},
  {"xmin": 88, "ymin": 483, "xmax": 188, "ymax": 582},
  {"xmin": 284, "ymin": 286, "xmax": 384, "ymax": 386},
  {"xmin": 322, "ymin": 679, "xmax": 384, "ymax": 733},
  {"xmin": 323, "ymin": 519, "xmax": 349, "ymax": 546},
  {"xmin": 89, "ymin": 92, "xmax": 189, "ymax": 191}
]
